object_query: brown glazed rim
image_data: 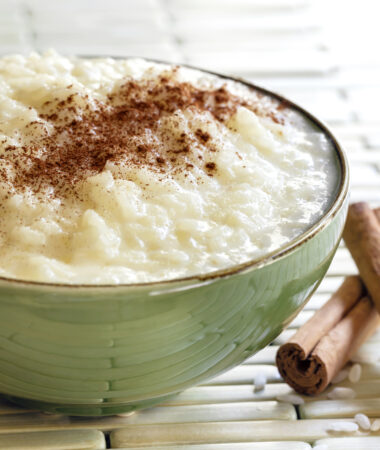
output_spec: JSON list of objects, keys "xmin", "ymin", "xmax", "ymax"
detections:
[{"xmin": 0, "ymin": 57, "xmax": 349, "ymax": 290}]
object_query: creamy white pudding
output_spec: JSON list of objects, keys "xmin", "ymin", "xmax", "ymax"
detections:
[{"xmin": 0, "ymin": 51, "xmax": 339, "ymax": 284}]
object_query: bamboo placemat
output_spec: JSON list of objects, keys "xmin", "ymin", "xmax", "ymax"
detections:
[{"xmin": 0, "ymin": 0, "xmax": 379, "ymax": 448}]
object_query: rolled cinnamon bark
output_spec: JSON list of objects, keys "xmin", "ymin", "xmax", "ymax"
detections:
[
  {"xmin": 343, "ymin": 202, "xmax": 380, "ymax": 312},
  {"xmin": 276, "ymin": 277, "xmax": 379, "ymax": 395},
  {"xmin": 374, "ymin": 207, "xmax": 380, "ymax": 223},
  {"xmin": 276, "ymin": 203, "xmax": 380, "ymax": 395}
]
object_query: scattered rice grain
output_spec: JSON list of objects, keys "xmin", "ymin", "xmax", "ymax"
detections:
[
  {"xmin": 253, "ymin": 373, "xmax": 267, "ymax": 392},
  {"xmin": 371, "ymin": 419, "xmax": 380, "ymax": 431},
  {"xmin": 327, "ymin": 421, "xmax": 359, "ymax": 432},
  {"xmin": 349, "ymin": 363, "xmax": 362, "ymax": 383},
  {"xmin": 327, "ymin": 387, "xmax": 356, "ymax": 400},
  {"xmin": 355, "ymin": 413, "xmax": 371, "ymax": 430}
]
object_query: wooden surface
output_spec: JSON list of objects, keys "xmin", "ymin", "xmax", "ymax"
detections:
[{"xmin": 0, "ymin": 0, "xmax": 379, "ymax": 448}]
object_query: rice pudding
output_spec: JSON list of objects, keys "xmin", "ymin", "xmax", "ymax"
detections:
[{"xmin": 0, "ymin": 51, "xmax": 339, "ymax": 284}]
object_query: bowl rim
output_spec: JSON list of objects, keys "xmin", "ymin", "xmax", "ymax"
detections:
[{"xmin": 0, "ymin": 57, "xmax": 349, "ymax": 290}]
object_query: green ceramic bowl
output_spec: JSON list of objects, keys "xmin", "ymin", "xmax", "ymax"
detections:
[{"xmin": 0, "ymin": 65, "xmax": 349, "ymax": 416}]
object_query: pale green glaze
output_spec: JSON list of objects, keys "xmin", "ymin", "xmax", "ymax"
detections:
[
  {"xmin": 0, "ymin": 75, "xmax": 349, "ymax": 416},
  {"xmin": 0, "ymin": 200, "xmax": 347, "ymax": 415}
]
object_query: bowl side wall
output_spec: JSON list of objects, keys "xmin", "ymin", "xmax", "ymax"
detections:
[{"xmin": 0, "ymin": 198, "xmax": 347, "ymax": 415}]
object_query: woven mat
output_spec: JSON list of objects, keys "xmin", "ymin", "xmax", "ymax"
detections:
[{"xmin": 0, "ymin": 0, "xmax": 379, "ymax": 448}]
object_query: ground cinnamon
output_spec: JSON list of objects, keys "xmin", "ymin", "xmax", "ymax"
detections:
[{"xmin": 1, "ymin": 69, "xmax": 284, "ymax": 199}]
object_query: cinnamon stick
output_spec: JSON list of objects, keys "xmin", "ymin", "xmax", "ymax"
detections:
[
  {"xmin": 280, "ymin": 276, "xmax": 363, "ymax": 358},
  {"xmin": 276, "ymin": 203, "xmax": 380, "ymax": 395},
  {"xmin": 343, "ymin": 202, "xmax": 380, "ymax": 312},
  {"xmin": 276, "ymin": 277, "xmax": 378, "ymax": 395},
  {"xmin": 374, "ymin": 207, "xmax": 380, "ymax": 225}
]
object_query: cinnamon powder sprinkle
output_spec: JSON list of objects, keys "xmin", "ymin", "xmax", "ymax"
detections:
[
  {"xmin": 205, "ymin": 162, "xmax": 217, "ymax": 175},
  {"xmin": 0, "ymin": 69, "xmax": 283, "ymax": 198}
]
